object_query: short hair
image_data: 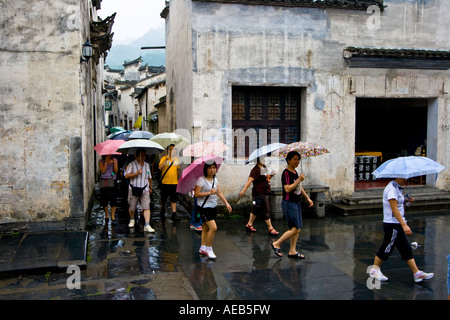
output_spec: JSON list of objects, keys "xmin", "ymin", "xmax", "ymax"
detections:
[
  {"xmin": 203, "ymin": 161, "xmax": 217, "ymax": 177},
  {"xmin": 285, "ymin": 150, "xmax": 301, "ymax": 163}
]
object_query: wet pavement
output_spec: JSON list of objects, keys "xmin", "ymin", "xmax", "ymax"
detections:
[{"xmin": 0, "ymin": 187, "xmax": 449, "ymax": 301}]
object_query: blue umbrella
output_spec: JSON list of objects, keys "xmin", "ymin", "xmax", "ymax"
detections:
[{"xmin": 372, "ymin": 156, "xmax": 445, "ymax": 179}]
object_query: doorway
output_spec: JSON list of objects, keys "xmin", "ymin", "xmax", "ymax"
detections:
[{"xmin": 355, "ymin": 98, "xmax": 429, "ymax": 189}]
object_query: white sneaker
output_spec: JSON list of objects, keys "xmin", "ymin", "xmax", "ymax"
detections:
[
  {"xmin": 370, "ymin": 268, "xmax": 389, "ymax": 282},
  {"xmin": 144, "ymin": 225, "xmax": 155, "ymax": 233},
  {"xmin": 206, "ymin": 247, "xmax": 216, "ymax": 259},
  {"xmin": 199, "ymin": 248, "xmax": 207, "ymax": 256},
  {"xmin": 414, "ymin": 271, "xmax": 434, "ymax": 283},
  {"xmin": 128, "ymin": 220, "xmax": 135, "ymax": 228}
]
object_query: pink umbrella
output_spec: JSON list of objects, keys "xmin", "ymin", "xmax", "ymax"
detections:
[
  {"xmin": 182, "ymin": 141, "xmax": 228, "ymax": 157},
  {"xmin": 94, "ymin": 139, "xmax": 126, "ymax": 156},
  {"xmin": 176, "ymin": 155, "xmax": 224, "ymax": 194}
]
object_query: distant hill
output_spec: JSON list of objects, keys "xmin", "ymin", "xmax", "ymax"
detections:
[{"xmin": 105, "ymin": 26, "xmax": 166, "ymax": 69}]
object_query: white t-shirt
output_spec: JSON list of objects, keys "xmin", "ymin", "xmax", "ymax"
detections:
[
  {"xmin": 383, "ymin": 180, "xmax": 406, "ymax": 224},
  {"xmin": 195, "ymin": 176, "xmax": 218, "ymax": 208}
]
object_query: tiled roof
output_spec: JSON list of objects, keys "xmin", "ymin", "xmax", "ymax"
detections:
[
  {"xmin": 343, "ymin": 47, "xmax": 450, "ymax": 70},
  {"xmin": 344, "ymin": 47, "xmax": 450, "ymax": 58},
  {"xmin": 192, "ymin": 0, "xmax": 385, "ymax": 10}
]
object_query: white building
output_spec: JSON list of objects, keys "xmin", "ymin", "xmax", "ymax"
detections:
[
  {"xmin": 0, "ymin": 0, "xmax": 114, "ymax": 231},
  {"xmin": 162, "ymin": 0, "xmax": 450, "ymax": 202}
]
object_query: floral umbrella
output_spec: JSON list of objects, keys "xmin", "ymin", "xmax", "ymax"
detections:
[
  {"xmin": 182, "ymin": 141, "xmax": 228, "ymax": 157},
  {"xmin": 274, "ymin": 141, "xmax": 330, "ymax": 158}
]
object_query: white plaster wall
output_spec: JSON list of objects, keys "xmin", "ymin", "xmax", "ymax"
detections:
[
  {"xmin": 167, "ymin": 0, "xmax": 450, "ymax": 198},
  {"xmin": 0, "ymin": 0, "xmax": 103, "ymax": 226}
]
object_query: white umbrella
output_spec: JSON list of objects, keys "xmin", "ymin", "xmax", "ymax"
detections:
[
  {"xmin": 245, "ymin": 143, "xmax": 287, "ymax": 164},
  {"xmin": 372, "ymin": 156, "xmax": 446, "ymax": 179},
  {"xmin": 116, "ymin": 139, "xmax": 164, "ymax": 155},
  {"xmin": 150, "ymin": 132, "xmax": 190, "ymax": 149},
  {"xmin": 128, "ymin": 130, "xmax": 154, "ymax": 140}
]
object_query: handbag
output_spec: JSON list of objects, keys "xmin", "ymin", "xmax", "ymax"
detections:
[
  {"xmin": 100, "ymin": 177, "xmax": 115, "ymax": 188},
  {"xmin": 158, "ymin": 160, "xmax": 173, "ymax": 189},
  {"xmin": 195, "ymin": 177, "xmax": 215, "ymax": 221},
  {"xmin": 131, "ymin": 184, "xmax": 148, "ymax": 197}
]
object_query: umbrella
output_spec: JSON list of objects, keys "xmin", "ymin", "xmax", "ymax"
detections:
[
  {"xmin": 108, "ymin": 130, "xmax": 131, "ymax": 140},
  {"xmin": 176, "ymin": 155, "xmax": 224, "ymax": 194},
  {"xmin": 116, "ymin": 139, "xmax": 164, "ymax": 155},
  {"xmin": 245, "ymin": 143, "xmax": 287, "ymax": 164},
  {"xmin": 109, "ymin": 126, "xmax": 125, "ymax": 134},
  {"xmin": 274, "ymin": 141, "xmax": 330, "ymax": 158},
  {"xmin": 128, "ymin": 130, "xmax": 155, "ymax": 140},
  {"xmin": 372, "ymin": 156, "xmax": 446, "ymax": 179},
  {"xmin": 183, "ymin": 141, "xmax": 229, "ymax": 157},
  {"xmin": 150, "ymin": 132, "xmax": 190, "ymax": 149},
  {"xmin": 94, "ymin": 139, "xmax": 126, "ymax": 156}
]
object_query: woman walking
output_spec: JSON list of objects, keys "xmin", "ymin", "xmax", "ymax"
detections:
[
  {"xmin": 369, "ymin": 177, "xmax": 434, "ymax": 283},
  {"xmin": 238, "ymin": 157, "xmax": 278, "ymax": 235},
  {"xmin": 194, "ymin": 161, "xmax": 232, "ymax": 259},
  {"xmin": 99, "ymin": 154, "xmax": 118, "ymax": 221},
  {"xmin": 271, "ymin": 151, "xmax": 313, "ymax": 259}
]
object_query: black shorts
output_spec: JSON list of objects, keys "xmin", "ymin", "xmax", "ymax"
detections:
[
  {"xmin": 100, "ymin": 186, "xmax": 117, "ymax": 207},
  {"xmin": 198, "ymin": 206, "xmax": 217, "ymax": 222},
  {"xmin": 160, "ymin": 184, "xmax": 178, "ymax": 204},
  {"xmin": 376, "ymin": 223, "xmax": 414, "ymax": 261},
  {"xmin": 251, "ymin": 194, "xmax": 271, "ymax": 220}
]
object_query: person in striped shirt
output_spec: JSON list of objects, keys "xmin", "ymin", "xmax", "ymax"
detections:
[{"xmin": 125, "ymin": 149, "xmax": 154, "ymax": 232}]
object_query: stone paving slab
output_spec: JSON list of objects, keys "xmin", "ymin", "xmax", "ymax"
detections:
[{"xmin": 0, "ymin": 231, "xmax": 88, "ymax": 272}]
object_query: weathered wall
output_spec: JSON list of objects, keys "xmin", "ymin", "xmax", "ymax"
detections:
[
  {"xmin": 166, "ymin": 0, "xmax": 449, "ymax": 198},
  {"xmin": 166, "ymin": 0, "xmax": 194, "ymax": 134},
  {"xmin": 0, "ymin": 0, "xmax": 102, "ymax": 230}
]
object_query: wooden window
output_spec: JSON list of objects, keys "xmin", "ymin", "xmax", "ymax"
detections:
[{"xmin": 232, "ymin": 86, "xmax": 301, "ymax": 157}]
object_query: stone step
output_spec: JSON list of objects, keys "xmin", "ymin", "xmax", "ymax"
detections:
[
  {"xmin": 332, "ymin": 199, "xmax": 450, "ymax": 216},
  {"xmin": 342, "ymin": 186, "xmax": 450, "ymax": 205}
]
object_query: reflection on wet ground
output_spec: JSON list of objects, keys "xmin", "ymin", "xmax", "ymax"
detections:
[
  {"xmin": 178, "ymin": 211, "xmax": 450, "ymax": 300},
  {"xmin": 88, "ymin": 196, "xmax": 450, "ymax": 300},
  {"xmin": 1, "ymin": 194, "xmax": 449, "ymax": 300}
]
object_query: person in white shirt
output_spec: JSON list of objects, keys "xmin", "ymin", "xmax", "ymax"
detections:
[
  {"xmin": 194, "ymin": 161, "xmax": 232, "ymax": 259},
  {"xmin": 125, "ymin": 149, "xmax": 154, "ymax": 233},
  {"xmin": 369, "ymin": 178, "xmax": 434, "ymax": 283}
]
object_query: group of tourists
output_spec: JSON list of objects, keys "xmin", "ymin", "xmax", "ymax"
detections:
[{"xmin": 98, "ymin": 145, "xmax": 434, "ymax": 283}]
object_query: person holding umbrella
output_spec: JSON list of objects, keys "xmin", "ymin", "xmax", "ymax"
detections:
[
  {"xmin": 125, "ymin": 149, "xmax": 154, "ymax": 233},
  {"xmin": 369, "ymin": 177, "xmax": 434, "ymax": 283},
  {"xmin": 238, "ymin": 156, "xmax": 279, "ymax": 235},
  {"xmin": 271, "ymin": 151, "xmax": 313, "ymax": 259},
  {"xmin": 159, "ymin": 144, "xmax": 181, "ymax": 222},
  {"xmin": 195, "ymin": 161, "xmax": 232, "ymax": 259},
  {"xmin": 369, "ymin": 156, "xmax": 444, "ymax": 283},
  {"xmin": 99, "ymin": 154, "xmax": 119, "ymax": 221},
  {"xmin": 94, "ymin": 139, "xmax": 126, "ymax": 222}
]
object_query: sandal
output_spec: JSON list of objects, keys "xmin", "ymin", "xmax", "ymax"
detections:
[
  {"xmin": 271, "ymin": 242, "xmax": 282, "ymax": 257},
  {"xmin": 268, "ymin": 228, "xmax": 279, "ymax": 235},
  {"xmin": 245, "ymin": 224, "xmax": 257, "ymax": 232},
  {"xmin": 288, "ymin": 252, "xmax": 305, "ymax": 259}
]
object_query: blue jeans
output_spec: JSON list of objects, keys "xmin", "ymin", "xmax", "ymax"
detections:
[{"xmin": 190, "ymin": 197, "xmax": 203, "ymax": 227}]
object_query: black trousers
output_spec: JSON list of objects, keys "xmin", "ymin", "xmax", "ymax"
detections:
[{"xmin": 376, "ymin": 223, "xmax": 414, "ymax": 261}]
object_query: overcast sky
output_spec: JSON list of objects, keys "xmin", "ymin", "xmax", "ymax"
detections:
[{"xmin": 98, "ymin": 0, "xmax": 166, "ymax": 45}]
